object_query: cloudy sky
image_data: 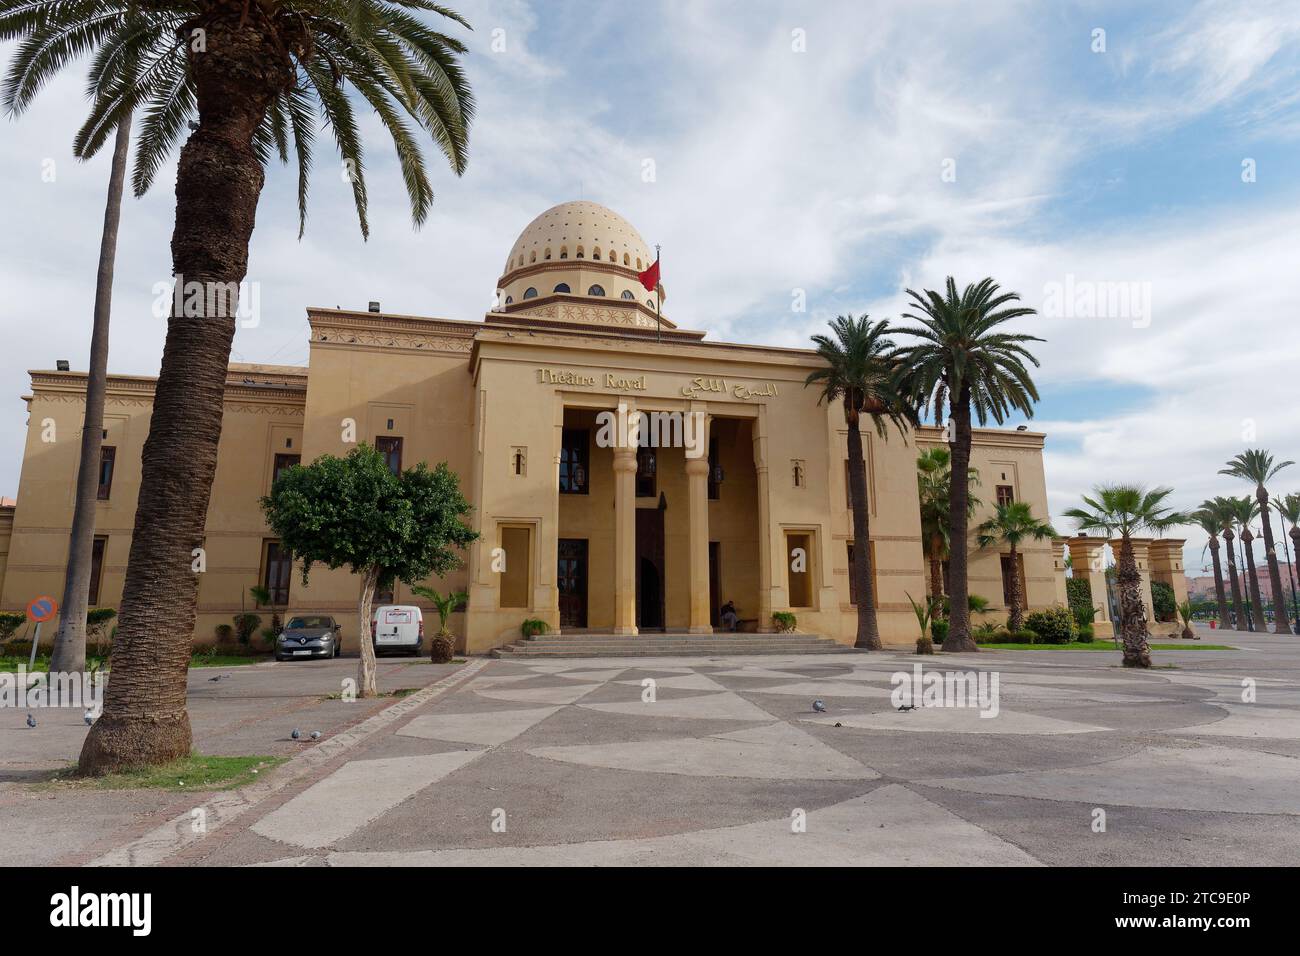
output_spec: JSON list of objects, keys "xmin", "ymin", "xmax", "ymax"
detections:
[{"xmin": 2, "ymin": 0, "xmax": 1298, "ymax": 575}]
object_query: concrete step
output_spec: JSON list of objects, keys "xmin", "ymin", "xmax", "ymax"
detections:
[{"xmin": 490, "ymin": 633, "xmax": 854, "ymax": 658}]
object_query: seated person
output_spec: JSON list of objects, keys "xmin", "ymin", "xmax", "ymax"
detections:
[{"xmin": 720, "ymin": 600, "xmax": 739, "ymax": 632}]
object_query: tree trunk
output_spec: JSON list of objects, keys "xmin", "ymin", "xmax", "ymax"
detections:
[
  {"xmin": 845, "ymin": 412, "xmax": 881, "ymax": 650},
  {"xmin": 1256, "ymin": 486, "xmax": 1288, "ymax": 633},
  {"xmin": 49, "ymin": 115, "xmax": 132, "ymax": 677},
  {"xmin": 1241, "ymin": 530, "xmax": 1268, "ymax": 631},
  {"xmin": 357, "ymin": 564, "xmax": 380, "ymax": 698},
  {"xmin": 78, "ymin": 13, "xmax": 290, "ymax": 775},
  {"xmin": 1290, "ymin": 526, "xmax": 1300, "ymax": 632},
  {"xmin": 1115, "ymin": 535, "xmax": 1151, "ymax": 667},
  {"xmin": 1006, "ymin": 543, "xmax": 1024, "ymax": 632},
  {"xmin": 944, "ymin": 390, "xmax": 976, "ymax": 651},
  {"xmin": 1223, "ymin": 529, "xmax": 1246, "ymax": 630},
  {"xmin": 1207, "ymin": 536, "xmax": 1230, "ymax": 629},
  {"xmin": 928, "ymin": 538, "xmax": 944, "ymax": 602}
]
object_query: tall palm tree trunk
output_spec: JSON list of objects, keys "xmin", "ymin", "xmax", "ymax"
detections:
[
  {"xmin": 1006, "ymin": 542, "xmax": 1024, "ymax": 632},
  {"xmin": 1223, "ymin": 529, "xmax": 1245, "ymax": 629},
  {"xmin": 846, "ymin": 413, "xmax": 880, "ymax": 650},
  {"xmin": 1207, "ymin": 537, "xmax": 1230, "ymax": 629},
  {"xmin": 945, "ymin": 391, "xmax": 976, "ymax": 651},
  {"xmin": 928, "ymin": 537, "xmax": 944, "ymax": 601},
  {"xmin": 1288, "ymin": 526, "xmax": 1300, "ymax": 632},
  {"xmin": 1256, "ymin": 486, "xmax": 1288, "ymax": 633},
  {"xmin": 49, "ymin": 115, "xmax": 131, "ymax": 676},
  {"xmin": 79, "ymin": 15, "xmax": 291, "ymax": 774},
  {"xmin": 1241, "ymin": 530, "xmax": 1268, "ymax": 631},
  {"xmin": 1115, "ymin": 535, "xmax": 1151, "ymax": 668}
]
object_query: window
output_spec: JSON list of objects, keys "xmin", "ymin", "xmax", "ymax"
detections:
[
  {"xmin": 523, "ymin": 287, "xmax": 538, "ymax": 299},
  {"xmin": 97, "ymin": 446, "xmax": 116, "ymax": 500},
  {"xmin": 792, "ymin": 459, "xmax": 806, "ymax": 488},
  {"xmin": 559, "ymin": 247, "xmax": 567, "ymax": 259},
  {"xmin": 646, "ymin": 298, "xmax": 655, "ymax": 308},
  {"xmin": 504, "ymin": 295, "xmax": 513, "ymax": 305},
  {"xmin": 263, "ymin": 540, "xmax": 292, "ymax": 605},
  {"xmin": 707, "ymin": 436, "xmax": 720, "ymax": 500},
  {"xmin": 553, "ymin": 282, "xmax": 571, "ymax": 293},
  {"xmin": 635, "ymin": 444, "xmax": 656, "ymax": 498},
  {"xmin": 576, "ymin": 246, "xmax": 584, "ymax": 259},
  {"xmin": 623, "ymin": 253, "xmax": 630, "ymax": 266},
  {"xmin": 847, "ymin": 541, "xmax": 878, "ymax": 608},
  {"xmin": 559, "ymin": 428, "xmax": 589, "ymax": 495},
  {"xmin": 1000, "ymin": 554, "xmax": 1026, "ymax": 607},
  {"xmin": 620, "ymin": 289, "xmax": 635, "ymax": 300},
  {"xmin": 587, "ymin": 284, "xmax": 605, "ymax": 296},
  {"xmin": 88, "ymin": 536, "xmax": 107, "ymax": 604},
  {"xmin": 499, "ymin": 526, "xmax": 532, "ymax": 608},
  {"xmin": 376, "ymin": 436, "xmax": 403, "ymax": 475},
  {"xmin": 273, "ymin": 453, "xmax": 300, "ymax": 485},
  {"xmin": 786, "ymin": 532, "xmax": 813, "ymax": 608},
  {"xmin": 511, "ymin": 446, "xmax": 527, "ymax": 476},
  {"xmin": 996, "ymin": 485, "xmax": 1015, "ymax": 507}
]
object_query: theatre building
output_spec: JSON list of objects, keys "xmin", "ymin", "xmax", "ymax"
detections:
[{"xmin": 0, "ymin": 202, "xmax": 1060, "ymax": 653}]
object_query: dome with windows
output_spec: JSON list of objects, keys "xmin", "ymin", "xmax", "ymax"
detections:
[{"xmin": 503, "ymin": 200, "xmax": 653, "ymax": 275}]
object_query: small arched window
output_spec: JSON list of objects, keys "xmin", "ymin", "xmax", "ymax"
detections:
[
  {"xmin": 623, "ymin": 253, "xmax": 630, "ymax": 266},
  {"xmin": 576, "ymin": 246, "xmax": 585, "ymax": 259},
  {"xmin": 505, "ymin": 295, "xmax": 513, "ymax": 305},
  {"xmin": 636, "ymin": 258, "xmax": 642, "ymax": 270},
  {"xmin": 553, "ymin": 283, "xmax": 571, "ymax": 293},
  {"xmin": 544, "ymin": 247, "xmax": 551, "ymax": 260},
  {"xmin": 523, "ymin": 287, "xmax": 538, "ymax": 299},
  {"xmin": 593, "ymin": 247, "xmax": 602, "ymax": 261},
  {"xmin": 530, "ymin": 251, "xmax": 536, "ymax": 263},
  {"xmin": 559, "ymin": 246, "xmax": 567, "ymax": 259},
  {"xmin": 588, "ymin": 284, "xmax": 605, "ymax": 297},
  {"xmin": 646, "ymin": 298, "xmax": 654, "ymax": 308},
  {"xmin": 620, "ymin": 289, "xmax": 635, "ymax": 300}
]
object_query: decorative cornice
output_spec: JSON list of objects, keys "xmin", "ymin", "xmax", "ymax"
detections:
[
  {"xmin": 500, "ymin": 291, "xmax": 679, "ymax": 330},
  {"xmin": 27, "ymin": 367, "xmax": 308, "ymax": 408},
  {"xmin": 307, "ymin": 308, "xmax": 477, "ymax": 354}
]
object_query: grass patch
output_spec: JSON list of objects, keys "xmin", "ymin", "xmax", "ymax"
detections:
[
  {"xmin": 39, "ymin": 754, "xmax": 286, "ymax": 792},
  {"xmin": 320, "ymin": 686, "xmax": 421, "ymax": 701},
  {"xmin": 0, "ymin": 652, "xmax": 269, "ymax": 673},
  {"xmin": 975, "ymin": 642, "xmax": 1234, "ymax": 651}
]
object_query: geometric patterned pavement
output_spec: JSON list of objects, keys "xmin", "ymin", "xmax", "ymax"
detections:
[{"xmin": 178, "ymin": 641, "xmax": 1300, "ymax": 866}]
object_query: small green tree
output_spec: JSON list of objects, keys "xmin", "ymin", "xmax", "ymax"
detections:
[
  {"xmin": 975, "ymin": 501, "xmax": 1057, "ymax": 631},
  {"xmin": 410, "ymin": 585, "xmax": 467, "ymax": 663},
  {"xmin": 262, "ymin": 445, "xmax": 477, "ymax": 697}
]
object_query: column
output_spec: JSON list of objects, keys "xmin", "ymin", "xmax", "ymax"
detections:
[
  {"xmin": 1050, "ymin": 537, "xmax": 1070, "ymax": 607},
  {"xmin": 1065, "ymin": 535, "xmax": 1113, "ymax": 638},
  {"xmin": 1149, "ymin": 538, "xmax": 1189, "ymax": 606},
  {"xmin": 685, "ymin": 407, "xmax": 712, "ymax": 633},
  {"xmin": 1126, "ymin": 537, "xmax": 1157, "ymax": 628},
  {"xmin": 612, "ymin": 401, "xmax": 638, "ymax": 635},
  {"xmin": 537, "ymin": 395, "xmax": 564, "ymax": 632},
  {"xmin": 752, "ymin": 406, "xmax": 778, "ymax": 632}
]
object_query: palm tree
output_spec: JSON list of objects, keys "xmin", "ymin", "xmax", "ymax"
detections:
[
  {"xmin": 916, "ymin": 447, "xmax": 980, "ymax": 601},
  {"xmin": 1192, "ymin": 505, "xmax": 1231, "ymax": 629},
  {"xmin": 896, "ymin": 277, "xmax": 1043, "ymax": 652},
  {"xmin": 975, "ymin": 501, "xmax": 1057, "ymax": 631},
  {"xmin": 1207, "ymin": 496, "xmax": 1247, "ymax": 629},
  {"xmin": 1273, "ymin": 493, "xmax": 1300, "ymax": 633},
  {"xmin": 1223, "ymin": 496, "xmax": 1269, "ymax": 631},
  {"xmin": 1220, "ymin": 450, "xmax": 1294, "ymax": 633},
  {"xmin": 1064, "ymin": 485, "xmax": 1187, "ymax": 668},
  {"xmin": 4, "ymin": 1, "xmax": 476, "ymax": 775},
  {"xmin": 806, "ymin": 314, "xmax": 916, "ymax": 649}
]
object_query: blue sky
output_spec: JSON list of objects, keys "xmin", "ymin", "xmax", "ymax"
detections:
[{"xmin": 2, "ymin": 0, "xmax": 1299, "ymax": 574}]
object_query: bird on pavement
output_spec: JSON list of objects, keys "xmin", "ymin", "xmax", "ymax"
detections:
[
  {"xmin": 897, "ymin": 703, "xmax": 916, "ymax": 712},
  {"xmin": 310, "ymin": 731, "xmax": 322, "ymax": 740},
  {"xmin": 83, "ymin": 710, "xmax": 95, "ymax": 726},
  {"xmin": 26, "ymin": 714, "xmax": 36, "ymax": 728},
  {"xmin": 812, "ymin": 699, "xmax": 827, "ymax": 713},
  {"xmin": 291, "ymin": 728, "xmax": 301, "ymax": 740}
]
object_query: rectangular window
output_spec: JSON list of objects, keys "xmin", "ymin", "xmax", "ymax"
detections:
[
  {"xmin": 707, "ymin": 436, "xmax": 720, "ymax": 500},
  {"xmin": 847, "ymin": 540, "xmax": 878, "ymax": 609},
  {"xmin": 97, "ymin": 446, "xmax": 116, "ymax": 500},
  {"xmin": 559, "ymin": 428, "xmax": 589, "ymax": 494},
  {"xmin": 263, "ymin": 540, "xmax": 292, "ymax": 606},
  {"xmin": 635, "ymin": 445, "xmax": 656, "ymax": 498},
  {"xmin": 273, "ymin": 453, "xmax": 300, "ymax": 486},
  {"xmin": 499, "ymin": 526, "xmax": 532, "ymax": 608},
  {"xmin": 376, "ymin": 436, "xmax": 403, "ymax": 475},
  {"xmin": 996, "ymin": 484, "xmax": 1015, "ymax": 507},
  {"xmin": 88, "ymin": 536, "xmax": 107, "ymax": 605},
  {"xmin": 786, "ymin": 532, "xmax": 813, "ymax": 608},
  {"xmin": 1000, "ymin": 553, "xmax": 1026, "ymax": 608}
]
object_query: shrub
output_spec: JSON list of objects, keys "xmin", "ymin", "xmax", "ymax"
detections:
[
  {"xmin": 520, "ymin": 618, "xmax": 548, "ymax": 638},
  {"xmin": 1066, "ymin": 577, "xmax": 1093, "ymax": 617},
  {"xmin": 258, "ymin": 626, "xmax": 279, "ymax": 651},
  {"xmin": 1151, "ymin": 580, "xmax": 1176, "ymax": 622},
  {"xmin": 915, "ymin": 636, "xmax": 934, "ymax": 655},
  {"xmin": 930, "ymin": 619, "xmax": 949, "ymax": 644},
  {"xmin": 1024, "ymin": 605, "xmax": 1076, "ymax": 645},
  {"xmin": 772, "ymin": 611, "xmax": 797, "ymax": 633},
  {"xmin": 1012, "ymin": 628, "xmax": 1039, "ymax": 643},
  {"xmin": 1077, "ymin": 625, "xmax": 1094, "ymax": 643},
  {"xmin": 0, "ymin": 611, "xmax": 25, "ymax": 648},
  {"xmin": 214, "ymin": 623, "xmax": 235, "ymax": 644},
  {"xmin": 429, "ymin": 632, "xmax": 455, "ymax": 663},
  {"xmin": 233, "ymin": 612, "xmax": 261, "ymax": 645},
  {"xmin": 975, "ymin": 627, "xmax": 1014, "ymax": 645}
]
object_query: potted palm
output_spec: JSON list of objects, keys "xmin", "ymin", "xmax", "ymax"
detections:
[{"xmin": 411, "ymin": 586, "xmax": 466, "ymax": 663}]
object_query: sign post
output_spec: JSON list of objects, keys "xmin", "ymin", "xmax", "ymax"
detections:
[{"xmin": 26, "ymin": 596, "xmax": 58, "ymax": 670}]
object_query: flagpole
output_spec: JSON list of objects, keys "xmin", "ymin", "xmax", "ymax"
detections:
[{"xmin": 654, "ymin": 244, "xmax": 661, "ymax": 344}]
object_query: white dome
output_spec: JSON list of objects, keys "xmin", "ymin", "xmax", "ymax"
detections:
[{"xmin": 503, "ymin": 200, "xmax": 653, "ymax": 275}]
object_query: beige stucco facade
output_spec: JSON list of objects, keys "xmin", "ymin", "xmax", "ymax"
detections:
[{"xmin": 0, "ymin": 201, "xmax": 1061, "ymax": 653}]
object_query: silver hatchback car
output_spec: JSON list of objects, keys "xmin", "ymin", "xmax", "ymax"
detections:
[{"xmin": 275, "ymin": 615, "xmax": 343, "ymax": 661}]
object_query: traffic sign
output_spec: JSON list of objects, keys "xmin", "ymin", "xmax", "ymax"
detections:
[{"xmin": 26, "ymin": 595, "xmax": 57, "ymax": 623}]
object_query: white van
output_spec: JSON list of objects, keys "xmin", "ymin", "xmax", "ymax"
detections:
[{"xmin": 371, "ymin": 604, "xmax": 424, "ymax": 656}]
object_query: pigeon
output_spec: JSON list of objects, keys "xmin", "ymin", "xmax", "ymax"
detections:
[
  {"xmin": 83, "ymin": 710, "xmax": 95, "ymax": 726},
  {"xmin": 208, "ymin": 675, "xmax": 222, "ymax": 682},
  {"xmin": 812, "ymin": 699, "xmax": 827, "ymax": 713},
  {"xmin": 310, "ymin": 731, "xmax": 322, "ymax": 740},
  {"xmin": 291, "ymin": 728, "xmax": 301, "ymax": 740},
  {"xmin": 897, "ymin": 704, "xmax": 916, "ymax": 712},
  {"xmin": 26, "ymin": 714, "xmax": 36, "ymax": 728}
]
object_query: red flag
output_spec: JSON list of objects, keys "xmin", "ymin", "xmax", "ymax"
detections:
[{"xmin": 637, "ymin": 258, "xmax": 660, "ymax": 293}]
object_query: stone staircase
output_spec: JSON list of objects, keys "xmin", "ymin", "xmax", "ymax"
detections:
[{"xmin": 490, "ymin": 630, "xmax": 854, "ymax": 658}]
